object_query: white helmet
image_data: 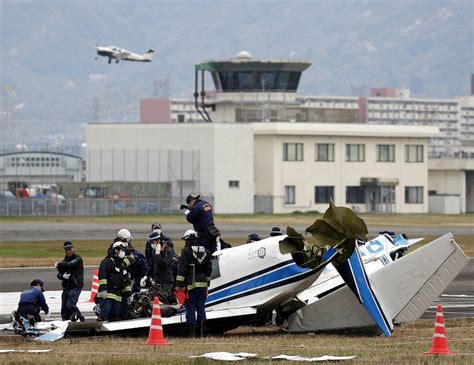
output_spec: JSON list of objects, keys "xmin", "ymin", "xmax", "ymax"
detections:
[
  {"xmin": 112, "ymin": 241, "xmax": 126, "ymax": 250},
  {"xmin": 181, "ymin": 229, "xmax": 197, "ymax": 240},
  {"xmin": 117, "ymin": 228, "xmax": 132, "ymax": 243}
]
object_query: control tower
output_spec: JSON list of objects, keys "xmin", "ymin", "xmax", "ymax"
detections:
[{"xmin": 194, "ymin": 51, "xmax": 311, "ymax": 122}]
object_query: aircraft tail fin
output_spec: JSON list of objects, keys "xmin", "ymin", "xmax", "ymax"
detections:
[
  {"xmin": 143, "ymin": 49, "xmax": 154, "ymax": 61},
  {"xmin": 335, "ymin": 245, "xmax": 394, "ymax": 336}
]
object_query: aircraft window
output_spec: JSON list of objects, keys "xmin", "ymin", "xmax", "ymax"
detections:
[{"xmin": 211, "ymin": 257, "xmax": 221, "ymax": 280}]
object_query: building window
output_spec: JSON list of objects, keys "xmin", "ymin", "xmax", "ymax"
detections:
[
  {"xmin": 377, "ymin": 144, "xmax": 395, "ymax": 162},
  {"xmin": 283, "ymin": 143, "xmax": 303, "ymax": 161},
  {"xmin": 405, "ymin": 145, "xmax": 424, "ymax": 162},
  {"xmin": 284, "ymin": 185, "xmax": 295, "ymax": 204},
  {"xmin": 177, "ymin": 114, "xmax": 185, "ymax": 123},
  {"xmin": 405, "ymin": 186, "xmax": 423, "ymax": 204},
  {"xmin": 315, "ymin": 186, "xmax": 334, "ymax": 204},
  {"xmin": 315, "ymin": 143, "xmax": 334, "ymax": 161},
  {"xmin": 228, "ymin": 180, "xmax": 239, "ymax": 188},
  {"xmin": 346, "ymin": 186, "xmax": 365, "ymax": 204},
  {"xmin": 346, "ymin": 144, "xmax": 365, "ymax": 162}
]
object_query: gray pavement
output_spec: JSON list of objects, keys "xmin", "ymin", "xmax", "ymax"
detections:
[{"xmin": 0, "ymin": 222, "xmax": 472, "ymax": 242}]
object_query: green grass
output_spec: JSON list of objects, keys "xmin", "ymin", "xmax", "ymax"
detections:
[
  {"xmin": 0, "ymin": 235, "xmax": 472, "ymax": 268},
  {"xmin": 1, "ymin": 318, "xmax": 473, "ymax": 364}
]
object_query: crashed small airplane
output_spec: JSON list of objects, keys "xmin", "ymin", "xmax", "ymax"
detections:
[
  {"xmin": 5, "ymin": 203, "xmax": 469, "ymax": 340},
  {"xmin": 94, "ymin": 45, "xmax": 154, "ymax": 64}
]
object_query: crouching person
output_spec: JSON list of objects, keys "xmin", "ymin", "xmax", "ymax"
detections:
[
  {"xmin": 96, "ymin": 242, "xmax": 129, "ymax": 321},
  {"xmin": 175, "ymin": 230, "xmax": 212, "ymax": 337},
  {"xmin": 17, "ymin": 279, "xmax": 50, "ymax": 323}
]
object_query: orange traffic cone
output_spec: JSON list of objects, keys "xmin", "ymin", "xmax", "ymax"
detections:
[
  {"xmin": 424, "ymin": 304, "xmax": 455, "ymax": 355},
  {"xmin": 146, "ymin": 297, "xmax": 169, "ymax": 346},
  {"xmin": 88, "ymin": 269, "xmax": 99, "ymax": 302}
]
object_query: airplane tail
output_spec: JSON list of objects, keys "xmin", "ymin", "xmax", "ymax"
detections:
[
  {"xmin": 143, "ymin": 49, "xmax": 155, "ymax": 61},
  {"xmin": 334, "ymin": 245, "xmax": 394, "ymax": 336}
]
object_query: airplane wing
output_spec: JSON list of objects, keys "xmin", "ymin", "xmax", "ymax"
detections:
[{"xmin": 115, "ymin": 51, "xmax": 131, "ymax": 60}]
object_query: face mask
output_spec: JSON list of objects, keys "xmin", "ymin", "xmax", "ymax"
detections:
[
  {"xmin": 118, "ymin": 251, "xmax": 126, "ymax": 259},
  {"xmin": 153, "ymin": 229, "xmax": 162, "ymax": 236},
  {"xmin": 151, "ymin": 243, "xmax": 157, "ymax": 250}
]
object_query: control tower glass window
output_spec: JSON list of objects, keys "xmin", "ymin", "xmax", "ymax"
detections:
[
  {"xmin": 217, "ymin": 71, "xmax": 302, "ymax": 92},
  {"xmin": 258, "ymin": 72, "xmax": 277, "ymax": 90}
]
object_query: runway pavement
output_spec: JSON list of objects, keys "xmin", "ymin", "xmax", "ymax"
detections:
[{"xmin": 0, "ymin": 222, "xmax": 473, "ymax": 242}]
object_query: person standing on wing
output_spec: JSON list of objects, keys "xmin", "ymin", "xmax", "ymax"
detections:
[{"xmin": 181, "ymin": 193, "xmax": 221, "ymax": 254}]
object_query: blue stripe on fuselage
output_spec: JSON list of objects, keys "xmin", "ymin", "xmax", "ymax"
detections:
[
  {"xmin": 206, "ymin": 262, "xmax": 310, "ymax": 304},
  {"xmin": 206, "ymin": 247, "xmax": 339, "ymax": 306}
]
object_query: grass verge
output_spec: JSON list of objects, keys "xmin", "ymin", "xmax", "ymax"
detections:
[
  {"xmin": 0, "ymin": 318, "xmax": 473, "ymax": 364},
  {"xmin": 0, "ymin": 235, "xmax": 472, "ymax": 268}
]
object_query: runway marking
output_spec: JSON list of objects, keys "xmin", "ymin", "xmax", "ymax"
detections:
[
  {"xmin": 428, "ymin": 304, "xmax": 474, "ymax": 309},
  {"xmin": 0, "ymin": 265, "xmax": 97, "ymax": 270},
  {"xmin": 441, "ymin": 294, "xmax": 474, "ymax": 298}
]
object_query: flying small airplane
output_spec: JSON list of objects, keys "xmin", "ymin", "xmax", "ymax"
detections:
[{"xmin": 94, "ymin": 45, "xmax": 155, "ymax": 64}]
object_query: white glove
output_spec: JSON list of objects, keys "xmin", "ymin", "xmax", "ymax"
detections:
[
  {"xmin": 98, "ymin": 290, "xmax": 107, "ymax": 299},
  {"xmin": 140, "ymin": 276, "xmax": 148, "ymax": 288},
  {"xmin": 155, "ymin": 244, "xmax": 161, "ymax": 254},
  {"xmin": 54, "ymin": 262, "xmax": 59, "ymax": 268},
  {"xmin": 149, "ymin": 278, "xmax": 155, "ymax": 286},
  {"xmin": 63, "ymin": 272, "xmax": 71, "ymax": 279},
  {"xmin": 184, "ymin": 209, "xmax": 190, "ymax": 216}
]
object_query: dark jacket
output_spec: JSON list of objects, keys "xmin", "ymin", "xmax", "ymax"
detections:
[
  {"xmin": 18, "ymin": 287, "xmax": 49, "ymax": 314},
  {"xmin": 98, "ymin": 256, "xmax": 133, "ymax": 302},
  {"xmin": 129, "ymin": 248, "xmax": 148, "ymax": 281},
  {"xmin": 186, "ymin": 199, "xmax": 214, "ymax": 232},
  {"xmin": 176, "ymin": 238, "xmax": 212, "ymax": 291},
  {"xmin": 146, "ymin": 247, "xmax": 175, "ymax": 288},
  {"xmin": 56, "ymin": 252, "xmax": 84, "ymax": 290},
  {"xmin": 145, "ymin": 233, "xmax": 175, "ymax": 265}
]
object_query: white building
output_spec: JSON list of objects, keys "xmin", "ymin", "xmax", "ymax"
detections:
[
  {"xmin": 253, "ymin": 123, "xmax": 436, "ymax": 214},
  {"xmin": 366, "ymin": 96, "xmax": 459, "ymax": 159},
  {"xmin": 86, "ymin": 121, "xmax": 436, "ymax": 214},
  {"xmin": 0, "ymin": 151, "xmax": 84, "ymax": 190},
  {"xmin": 86, "ymin": 123, "xmax": 254, "ymax": 214}
]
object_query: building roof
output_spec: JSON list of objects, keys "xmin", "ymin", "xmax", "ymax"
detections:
[
  {"xmin": 0, "ymin": 151, "xmax": 82, "ymax": 159},
  {"xmin": 252, "ymin": 122, "xmax": 440, "ymax": 138}
]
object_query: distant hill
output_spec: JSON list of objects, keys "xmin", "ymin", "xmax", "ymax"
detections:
[{"xmin": 0, "ymin": 1, "xmax": 472, "ymax": 149}]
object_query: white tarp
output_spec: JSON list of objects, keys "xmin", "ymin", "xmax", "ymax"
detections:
[
  {"xmin": 190, "ymin": 352, "xmax": 356, "ymax": 362},
  {"xmin": 0, "ymin": 349, "xmax": 52, "ymax": 353}
]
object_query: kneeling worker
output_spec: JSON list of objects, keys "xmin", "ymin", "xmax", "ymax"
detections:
[
  {"xmin": 17, "ymin": 279, "xmax": 50, "ymax": 322},
  {"xmin": 175, "ymin": 229, "xmax": 212, "ymax": 337}
]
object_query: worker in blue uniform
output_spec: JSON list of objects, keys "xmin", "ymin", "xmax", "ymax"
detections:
[
  {"xmin": 181, "ymin": 193, "xmax": 221, "ymax": 254},
  {"xmin": 17, "ymin": 279, "xmax": 50, "ymax": 322}
]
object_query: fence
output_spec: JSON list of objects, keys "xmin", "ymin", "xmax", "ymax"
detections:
[{"xmin": 0, "ymin": 196, "xmax": 214, "ymax": 216}]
